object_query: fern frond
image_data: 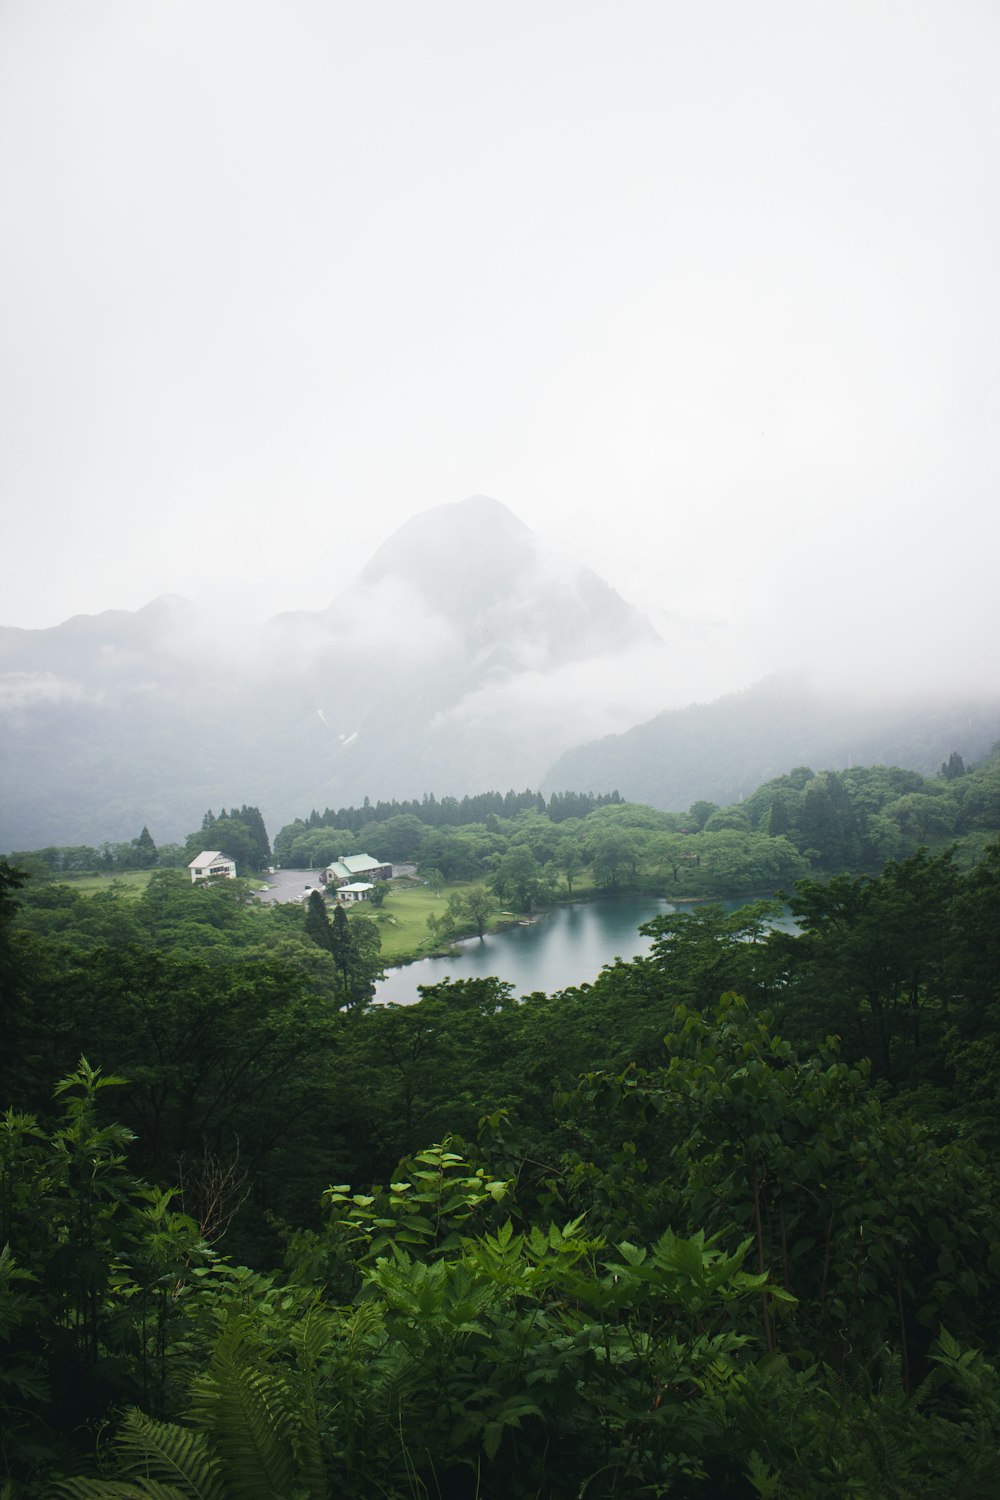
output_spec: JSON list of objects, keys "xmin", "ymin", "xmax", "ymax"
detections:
[
  {"xmin": 190, "ymin": 1320, "xmax": 299, "ymax": 1500},
  {"xmin": 290, "ymin": 1299, "xmax": 337, "ymax": 1372},
  {"xmin": 284, "ymin": 1302, "xmax": 335, "ymax": 1498},
  {"xmin": 116, "ymin": 1409, "xmax": 225, "ymax": 1500}
]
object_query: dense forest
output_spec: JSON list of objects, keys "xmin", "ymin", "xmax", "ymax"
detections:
[
  {"xmin": 11, "ymin": 753, "xmax": 999, "ymax": 914},
  {"xmin": 1, "ymin": 757, "xmax": 999, "ymax": 1495},
  {"xmin": 269, "ymin": 751, "xmax": 999, "ymax": 878}
]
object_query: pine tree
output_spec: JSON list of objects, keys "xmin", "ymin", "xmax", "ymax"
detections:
[
  {"xmin": 768, "ymin": 796, "xmax": 790, "ymax": 839},
  {"xmin": 329, "ymin": 903, "xmax": 353, "ymax": 993},
  {"xmin": 133, "ymin": 826, "xmax": 158, "ymax": 869},
  {"xmin": 241, "ymin": 805, "xmax": 272, "ymax": 868},
  {"xmin": 304, "ymin": 890, "xmax": 334, "ymax": 953}
]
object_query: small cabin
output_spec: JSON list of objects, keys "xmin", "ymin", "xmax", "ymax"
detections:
[
  {"xmin": 188, "ymin": 850, "xmax": 237, "ymax": 882},
  {"xmin": 338, "ymin": 881, "xmax": 374, "ymax": 903}
]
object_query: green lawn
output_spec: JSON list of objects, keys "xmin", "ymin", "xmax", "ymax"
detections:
[
  {"xmin": 53, "ymin": 870, "xmax": 157, "ymax": 896},
  {"xmin": 366, "ymin": 882, "xmax": 454, "ymax": 960},
  {"xmin": 364, "ymin": 880, "xmax": 523, "ymax": 961}
]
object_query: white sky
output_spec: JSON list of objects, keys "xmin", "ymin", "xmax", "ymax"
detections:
[{"xmin": 2, "ymin": 1, "xmax": 998, "ymax": 694}]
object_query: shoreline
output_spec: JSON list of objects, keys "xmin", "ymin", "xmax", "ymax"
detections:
[{"xmin": 379, "ymin": 885, "xmax": 787, "ymax": 974}]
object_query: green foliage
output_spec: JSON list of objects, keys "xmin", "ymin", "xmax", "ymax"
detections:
[
  {"xmin": 491, "ymin": 846, "xmax": 545, "ymax": 909},
  {"xmin": 60, "ymin": 1135, "xmax": 1000, "ymax": 1499},
  {"xmin": 437, "ymin": 884, "xmax": 494, "ymax": 939},
  {"xmin": 321, "ymin": 1142, "xmax": 510, "ymax": 1265},
  {"xmin": 1, "ymin": 1060, "xmax": 220, "ymax": 1484},
  {"xmin": 327, "ymin": 904, "xmax": 382, "ymax": 1005},
  {"xmin": 778, "ymin": 847, "xmax": 961, "ymax": 1080},
  {"xmin": 303, "ymin": 890, "xmax": 333, "ymax": 952},
  {"xmin": 56, "ymin": 1308, "xmax": 337, "ymax": 1499},
  {"xmin": 640, "ymin": 899, "xmax": 784, "ymax": 1011},
  {"xmin": 6, "ymin": 815, "xmax": 1000, "ymax": 1495},
  {"xmin": 557, "ymin": 994, "xmax": 999, "ymax": 1383}
]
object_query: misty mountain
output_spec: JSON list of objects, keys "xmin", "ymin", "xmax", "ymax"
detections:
[
  {"xmin": 543, "ymin": 673, "xmax": 1000, "ymax": 812},
  {"xmin": 0, "ymin": 497, "xmax": 669, "ymax": 848}
]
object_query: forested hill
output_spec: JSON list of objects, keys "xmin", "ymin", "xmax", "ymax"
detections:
[
  {"xmin": 544, "ymin": 672, "xmax": 1000, "ymax": 812},
  {"xmin": 267, "ymin": 750, "xmax": 1000, "ymax": 897}
]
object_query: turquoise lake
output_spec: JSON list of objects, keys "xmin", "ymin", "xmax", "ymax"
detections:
[{"xmin": 374, "ymin": 894, "xmax": 796, "ymax": 1005}]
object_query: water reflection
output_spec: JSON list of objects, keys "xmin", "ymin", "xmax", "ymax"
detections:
[
  {"xmin": 375, "ymin": 894, "xmax": 667, "ymax": 1004},
  {"xmin": 375, "ymin": 894, "xmax": 798, "ymax": 1005}
]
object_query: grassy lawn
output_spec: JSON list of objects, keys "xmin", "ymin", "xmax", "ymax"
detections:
[
  {"xmin": 364, "ymin": 880, "xmax": 532, "ymax": 962},
  {"xmin": 366, "ymin": 881, "xmax": 455, "ymax": 961},
  {"xmin": 53, "ymin": 870, "xmax": 157, "ymax": 896}
]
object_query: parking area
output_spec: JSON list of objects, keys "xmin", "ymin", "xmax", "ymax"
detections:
[{"xmin": 254, "ymin": 868, "xmax": 324, "ymax": 904}]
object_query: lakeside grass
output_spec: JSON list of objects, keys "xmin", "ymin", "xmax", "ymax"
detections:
[
  {"xmin": 366, "ymin": 881, "xmax": 470, "ymax": 962},
  {"xmin": 363, "ymin": 874, "xmax": 603, "ymax": 965}
]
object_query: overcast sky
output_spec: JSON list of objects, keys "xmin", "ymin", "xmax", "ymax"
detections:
[{"xmin": 2, "ymin": 1, "xmax": 998, "ymax": 695}]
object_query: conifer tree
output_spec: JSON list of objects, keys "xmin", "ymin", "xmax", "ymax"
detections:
[
  {"xmin": 304, "ymin": 890, "xmax": 334, "ymax": 953},
  {"xmin": 132, "ymin": 825, "xmax": 158, "ymax": 869},
  {"xmin": 329, "ymin": 903, "xmax": 353, "ymax": 992}
]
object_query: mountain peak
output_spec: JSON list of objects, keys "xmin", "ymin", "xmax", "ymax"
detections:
[
  {"xmin": 352, "ymin": 496, "xmax": 656, "ymax": 661},
  {"xmin": 360, "ymin": 495, "xmax": 529, "ymax": 587}
]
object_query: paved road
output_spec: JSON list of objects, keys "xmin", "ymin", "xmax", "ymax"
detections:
[{"xmin": 254, "ymin": 868, "xmax": 324, "ymax": 904}]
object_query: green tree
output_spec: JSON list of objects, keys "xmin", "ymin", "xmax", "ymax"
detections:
[
  {"xmin": 203, "ymin": 815, "xmax": 256, "ymax": 872},
  {"xmin": 304, "ymin": 890, "xmax": 334, "ymax": 952},
  {"xmin": 885, "ymin": 790, "xmax": 958, "ymax": 845},
  {"xmin": 555, "ymin": 837, "xmax": 582, "ymax": 894},
  {"xmin": 640, "ymin": 900, "xmax": 783, "ymax": 1012},
  {"xmin": 779, "ymin": 848, "xmax": 959, "ymax": 1080},
  {"xmin": 799, "ymin": 770, "xmax": 858, "ymax": 868},
  {"xmin": 327, "ymin": 905, "xmax": 382, "ymax": 1006},
  {"xmin": 185, "ymin": 808, "xmax": 271, "ymax": 873},
  {"xmin": 587, "ymin": 826, "xmax": 635, "ymax": 891},
  {"xmin": 703, "ymin": 806, "xmax": 751, "ymax": 833},
  {"xmin": 688, "ymin": 800, "xmax": 719, "ymax": 830},
  {"xmin": 941, "ymin": 750, "xmax": 967, "ymax": 780},
  {"xmin": 492, "ymin": 848, "xmax": 543, "ymax": 911},
  {"xmin": 462, "ymin": 885, "xmax": 493, "ymax": 938},
  {"xmin": 125, "ymin": 825, "xmax": 158, "ymax": 870},
  {"xmin": 0, "ymin": 861, "xmax": 36, "ymax": 1114},
  {"xmin": 329, "ymin": 903, "xmax": 353, "ymax": 992}
]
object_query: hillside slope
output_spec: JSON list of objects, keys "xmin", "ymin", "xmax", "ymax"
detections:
[{"xmin": 543, "ymin": 674, "xmax": 1000, "ymax": 811}]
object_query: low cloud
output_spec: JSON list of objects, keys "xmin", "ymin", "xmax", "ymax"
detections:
[
  {"xmin": 428, "ymin": 641, "xmax": 674, "ymax": 750},
  {"xmin": 0, "ymin": 671, "xmax": 97, "ymax": 710}
]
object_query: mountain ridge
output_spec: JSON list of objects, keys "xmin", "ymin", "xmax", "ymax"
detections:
[{"xmin": 543, "ymin": 672, "xmax": 1000, "ymax": 811}]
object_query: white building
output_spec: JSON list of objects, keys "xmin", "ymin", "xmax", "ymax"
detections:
[
  {"xmin": 188, "ymin": 850, "xmax": 237, "ymax": 882},
  {"xmin": 338, "ymin": 881, "xmax": 374, "ymax": 903}
]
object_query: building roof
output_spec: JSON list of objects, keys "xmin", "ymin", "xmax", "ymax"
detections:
[
  {"xmin": 188, "ymin": 850, "xmax": 230, "ymax": 868},
  {"xmin": 326, "ymin": 853, "xmax": 388, "ymax": 880},
  {"xmin": 339, "ymin": 881, "xmax": 374, "ymax": 893}
]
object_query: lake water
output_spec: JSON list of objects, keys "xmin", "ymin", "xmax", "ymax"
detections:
[{"xmin": 374, "ymin": 895, "xmax": 795, "ymax": 1005}]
